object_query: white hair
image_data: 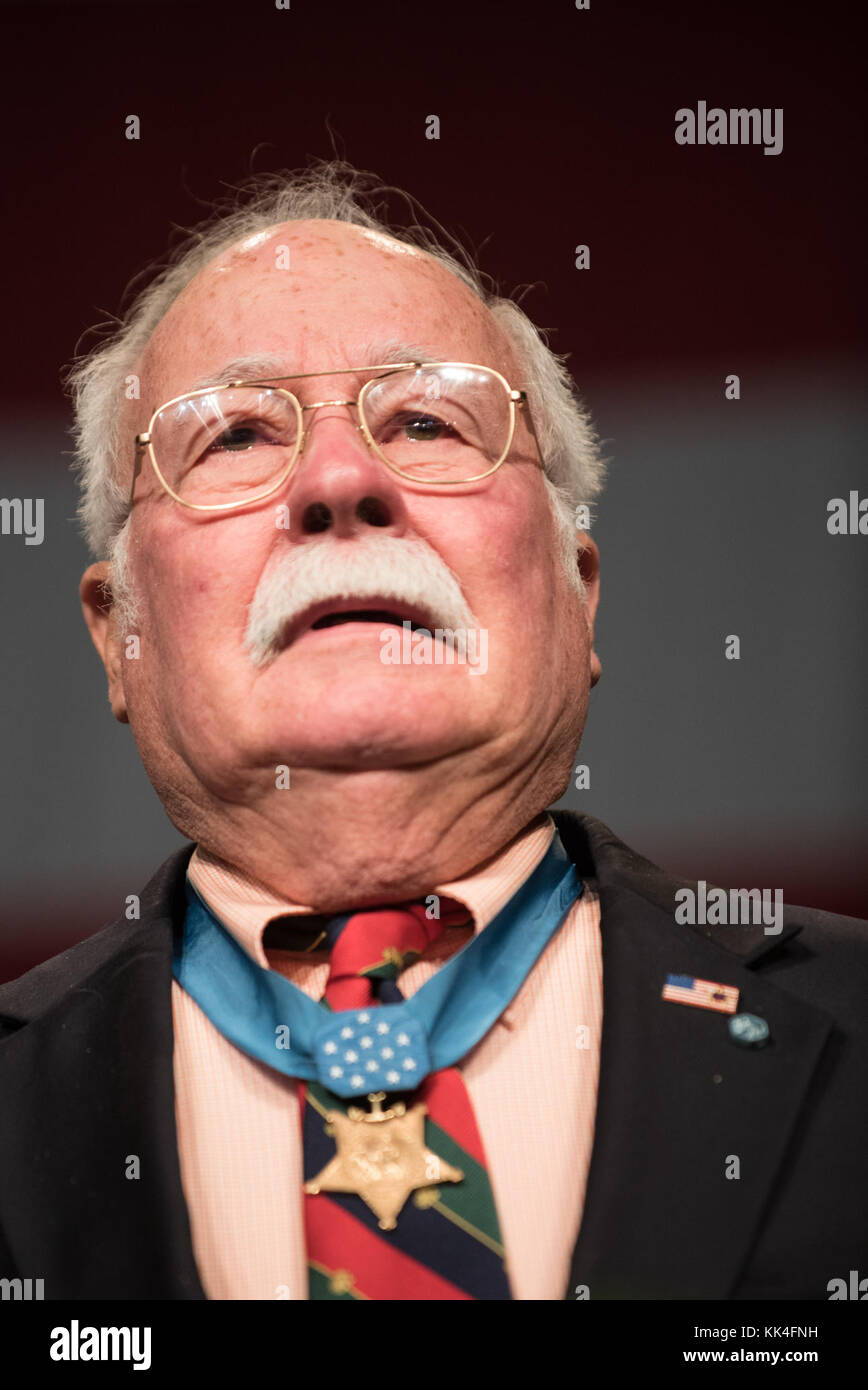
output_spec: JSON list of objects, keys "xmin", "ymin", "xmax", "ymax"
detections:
[{"xmin": 65, "ymin": 160, "xmax": 605, "ymax": 597}]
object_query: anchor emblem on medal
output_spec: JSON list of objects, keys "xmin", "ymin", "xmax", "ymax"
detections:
[{"xmin": 304, "ymin": 1091, "xmax": 464, "ymax": 1230}]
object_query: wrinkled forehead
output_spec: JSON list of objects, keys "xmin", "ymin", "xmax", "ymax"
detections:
[{"xmin": 137, "ymin": 220, "xmax": 518, "ymax": 407}]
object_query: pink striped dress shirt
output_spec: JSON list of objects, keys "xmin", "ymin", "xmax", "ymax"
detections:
[{"xmin": 172, "ymin": 812, "xmax": 603, "ymax": 1300}]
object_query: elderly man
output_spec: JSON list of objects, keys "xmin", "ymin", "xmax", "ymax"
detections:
[{"xmin": 0, "ymin": 163, "xmax": 865, "ymax": 1303}]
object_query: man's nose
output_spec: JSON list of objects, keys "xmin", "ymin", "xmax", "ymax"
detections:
[{"xmin": 284, "ymin": 404, "xmax": 411, "ymax": 539}]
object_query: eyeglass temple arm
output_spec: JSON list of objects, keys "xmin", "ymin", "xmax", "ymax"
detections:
[
  {"xmin": 516, "ymin": 392, "xmax": 545, "ymax": 468},
  {"xmin": 128, "ymin": 437, "xmax": 147, "ymax": 512}
]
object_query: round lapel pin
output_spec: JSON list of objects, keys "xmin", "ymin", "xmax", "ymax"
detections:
[{"xmin": 728, "ymin": 1012, "xmax": 770, "ymax": 1048}]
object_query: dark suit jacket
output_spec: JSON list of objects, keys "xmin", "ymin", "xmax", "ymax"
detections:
[{"xmin": 1, "ymin": 812, "xmax": 866, "ymax": 1300}]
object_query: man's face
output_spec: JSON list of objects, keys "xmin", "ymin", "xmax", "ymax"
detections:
[{"xmin": 83, "ymin": 221, "xmax": 600, "ymax": 835}]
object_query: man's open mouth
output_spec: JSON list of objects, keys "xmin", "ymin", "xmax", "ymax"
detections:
[
  {"xmin": 278, "ymin": 598, "xmax": 438, "ymax": 649},
  {"xmin": 310, "ymin": 608, "xmax": 427, "ymax": 631}
]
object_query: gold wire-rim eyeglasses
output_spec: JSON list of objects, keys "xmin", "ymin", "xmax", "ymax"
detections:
[{"xmin": 130, "ymin": 359, "xmax": 542, "ymax": 514}]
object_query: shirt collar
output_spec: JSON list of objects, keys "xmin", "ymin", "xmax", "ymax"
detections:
[{"xmin": 186, "ymin": 812, "xmax": 557, "ymax": 971}]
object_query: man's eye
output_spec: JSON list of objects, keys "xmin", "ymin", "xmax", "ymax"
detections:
[
  {"xmin": 212, "ymin": 424, "xmax": 262, "ymax": 452},
  {"xmin": 392, "ymin": 413, "xmax": 455, "ymax": 443}
]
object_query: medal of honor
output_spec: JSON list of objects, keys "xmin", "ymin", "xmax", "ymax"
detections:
[{"xmin": 304, "ymin": 1091, "xmax": 464, "ymax": 1229}]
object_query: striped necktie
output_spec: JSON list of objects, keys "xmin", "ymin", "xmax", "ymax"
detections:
[{"xmin": 300, "ymin": 899, "xmax": 513, "ymax": 1300}]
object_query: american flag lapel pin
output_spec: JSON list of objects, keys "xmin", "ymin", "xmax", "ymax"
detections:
[{"xmin": 662, "ymin": 973, "xmax": 740, "ymax": 1014}]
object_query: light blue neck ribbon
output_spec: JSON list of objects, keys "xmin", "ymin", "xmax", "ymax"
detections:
[{"xmin": 173, "ymin": 831, "xmax": 583, "ymax": 1099}]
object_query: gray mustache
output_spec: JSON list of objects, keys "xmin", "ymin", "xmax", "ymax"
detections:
[{"xmin": 244, "ymin": 534, "xmax": 481, "ymax": 666}]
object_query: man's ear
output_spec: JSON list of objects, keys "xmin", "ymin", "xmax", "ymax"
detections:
[
  {"xmin": 576, "ymin": 533, "xmax": 602, "ymax": 687},
  {"xmin": 80, "ymin": 561, "xmax": 130, "ymax": 724}
]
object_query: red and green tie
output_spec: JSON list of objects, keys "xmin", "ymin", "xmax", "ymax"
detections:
[{"xmin": 300, "ymin": 900, "xmax": 513, "ymax": 1300}]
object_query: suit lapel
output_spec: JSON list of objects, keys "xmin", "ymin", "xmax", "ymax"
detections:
[
  {"xmin": 0, "ymin": 848, "xmax": 205, "ymax": 1299},
  {"xmin": 555, "ymin": 813, "xmax": 834, "ymax": 1299}
]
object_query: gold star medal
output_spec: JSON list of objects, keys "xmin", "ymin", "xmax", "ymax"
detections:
[{"xmin": 304, "ymin": 1092, "xmax": 464, "ymax": 1229}]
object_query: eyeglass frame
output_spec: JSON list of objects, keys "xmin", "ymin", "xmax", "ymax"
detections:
[{"xmin": 129, "ymin": 359, "xmax": 543, "ymax": 514}]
